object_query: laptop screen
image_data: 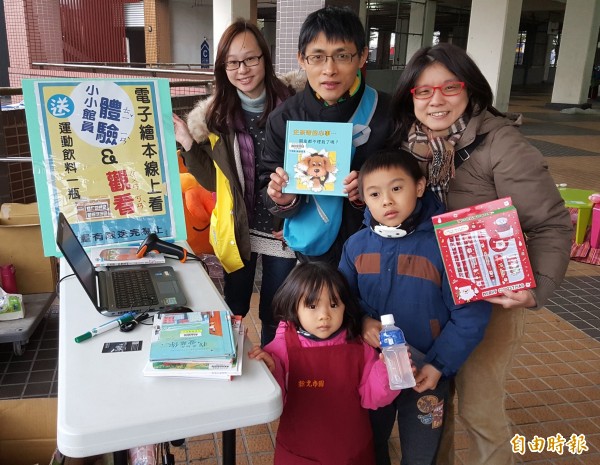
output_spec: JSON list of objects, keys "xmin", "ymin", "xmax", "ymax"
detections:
[{"xmin": 56, "ymin": 213, "xmax": 98, "ymax": 306}]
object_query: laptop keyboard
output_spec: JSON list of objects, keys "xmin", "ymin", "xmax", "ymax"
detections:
[{"xmin": 112, "ymin": 269, "xmax": 159, "ymax": 308}]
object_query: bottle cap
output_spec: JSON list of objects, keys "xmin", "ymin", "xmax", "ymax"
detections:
[{"xmin": 381, "ymin": 314, "xmax": 395, "ymax": 325}]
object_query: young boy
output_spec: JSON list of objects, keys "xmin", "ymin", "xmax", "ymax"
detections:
[
  {"xmin": 258, "ymin": 6, "xmax": 393, "ymax": 265},
  {"xmin": 338, "ymin": 149, "xmax": 491, "ymax": 465}
]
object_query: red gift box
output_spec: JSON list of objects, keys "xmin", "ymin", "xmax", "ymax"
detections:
[{"xmin": 432, "ymin": 197, "xmax": 536, "ymax": 305}]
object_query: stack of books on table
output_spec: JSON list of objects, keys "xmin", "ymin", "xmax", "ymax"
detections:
[{"xmin": 143, "ymin": 310, "xmax": 245, "ymax": 380}]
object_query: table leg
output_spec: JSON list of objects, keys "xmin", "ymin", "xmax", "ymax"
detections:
[
  {"xmin": 113, "ymin": 450, "xmax": 128, "ymax": 465},
  {"xmin": 222, "ymin": 429, "xmax": 236, "ymax": 465}
]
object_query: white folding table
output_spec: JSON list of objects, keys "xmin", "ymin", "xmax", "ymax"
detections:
[{"xmin": 57, "ymin": 246, "xmax": 282, "ymax": 464}]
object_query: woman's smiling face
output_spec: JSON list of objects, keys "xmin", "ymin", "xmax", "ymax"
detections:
[
  {"xmin": 412, "ymin": 62, "xmax": 469, "ymax": 131},
  {"xmin": 225, "ymin": 31, "xmax": 266, "ymax": 99}
]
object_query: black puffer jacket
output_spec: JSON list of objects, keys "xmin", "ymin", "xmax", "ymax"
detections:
[{"xmin": 258, "ymin": 79, "xmax": 394, "ymax": 263}]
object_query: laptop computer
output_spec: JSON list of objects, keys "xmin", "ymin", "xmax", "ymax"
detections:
[{"xmin": 56, "ymin": 212, "xmax": 187, "ymax": 316}]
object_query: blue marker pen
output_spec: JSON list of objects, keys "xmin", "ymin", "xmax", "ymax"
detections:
[{"xmin": 74, "ymin": 312, "xmax": 137, "ymax": 343}]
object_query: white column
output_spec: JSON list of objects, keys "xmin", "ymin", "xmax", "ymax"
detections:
[
  {"xmin": 212, "ymin": 0, "xmax": 252, "ymax": 58},
  {"xmin": 406, "ymin": 1, "xmax": 437, "ymax": 62},
  {"xmin": 422, "ymin": 1, "xmax": 436, "ymax": 48},
  {"xmin": 551, "ymin": 0, "xmax": 600, "ymax": 106},
  {"xmin": 467, "ymin": 0, "xmax": 522, "ymax": 112},
  {"xmin": 395, "ymin": 18, "xmax": 409, "ymax": 65},
  {"xmin": 358, "ymin": 0, "xmax": 367, "ymax": 27}
]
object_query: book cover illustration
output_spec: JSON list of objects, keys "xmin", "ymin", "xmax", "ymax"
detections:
[
  {"xmin": 144, "ymin": 316, "xmax": 245, "ymax": 379},
  {"xmin": 149, "ymin": 311, "xmax": 236, "ymax": 362},
  {"xmin": 282, "ymin": 121, "xmax": 352, "ymax": 196},
  {"xmin": 151, "ymin": 315, "xmax": 244, "ymax": 369},
  {"xmin": 432, "ymin": 197, "xmax": 536, "ymax": 305},
  {"xmin": 87, "ymin": 245, "xmax": 166, "ymax": 267}
]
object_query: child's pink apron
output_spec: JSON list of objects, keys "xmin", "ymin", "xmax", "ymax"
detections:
[{"xmin": 274, "ymin": 324, "xmax": 375, "ymax": 465}]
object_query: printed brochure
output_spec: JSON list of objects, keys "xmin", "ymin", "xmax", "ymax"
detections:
[
  {"xmin": 144, "ymin": 315, "xmax": 244, "ymax": 380},
  {"xmin": 149, "ymin": 311, "xmax": 236, "ymax": 362}
]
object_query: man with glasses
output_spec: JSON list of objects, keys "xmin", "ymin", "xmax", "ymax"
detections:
[{"xmin": 258, "ymin": 5, "xmax": 394, "ymax": 265}]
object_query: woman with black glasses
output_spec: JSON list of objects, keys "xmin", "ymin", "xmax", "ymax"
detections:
[
  {"xmin": 173, "ymin": 20, "xmax": 304, "ymax": 347},
  {"xmin": 385, "ymin": 42, "xmax": 572, "ymax": 465}
]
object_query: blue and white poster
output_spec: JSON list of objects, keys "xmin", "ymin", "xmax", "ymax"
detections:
[{"xmin": 22, "ymin": 78, "xmax": 186, "ymax": 256}]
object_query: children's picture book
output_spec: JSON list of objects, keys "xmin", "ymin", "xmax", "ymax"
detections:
[
  {"xmin": 87, "ymin": 245, "xmax": 166, "ymax": 267},
  {"xmin": 432, "ymin": 197, "xmax": 536, "ymax": 305},
  {"xmin": 282, "ymin": 121, "xmax": 352, "ymax": 196},
  {"xmin": 144, "ymin": 315, "xmax": 245, "ymax": 380},
  {"xmin": 149, "ymin": 311, "xmax": 236, "ymax": 362}
]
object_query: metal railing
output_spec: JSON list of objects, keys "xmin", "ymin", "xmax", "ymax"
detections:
[
  {"xmin": 0, "ymin": 157, "xmax": 31, "ymax": 163},
  {"xmin": 31, "ymin": 62, "xmax": 215, "ymax": 79},
  {"xmin": 64, "ymin": 61, "xmax": 214, "ymax": 70}
]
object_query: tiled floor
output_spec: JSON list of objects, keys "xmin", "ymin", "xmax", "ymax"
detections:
[
  {"xmin": 0, "ymin": 305, "xmax": 59, "ymax": 399},
  {"xmin": 1, "ymin": 88, "xmax": 599, "ymax": 464}
]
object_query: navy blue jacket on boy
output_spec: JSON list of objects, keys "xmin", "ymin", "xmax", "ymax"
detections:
[{"xmin": 339, "ymin": 191, "xmax": 491, "ymax": 377}]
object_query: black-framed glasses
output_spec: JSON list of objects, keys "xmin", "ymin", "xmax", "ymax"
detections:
[
  {"xmin": 224, "ymin": 55, "xmax": 263, "ymax": 71},
  {"xmin": 303, "ymin": 52, "xmax": 359, "ymax": 66},
  {"xmin": 410, "ymin": 81, "xmax": 465, "ymax": 99}
]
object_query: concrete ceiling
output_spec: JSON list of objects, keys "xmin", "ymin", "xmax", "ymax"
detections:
[
  {"xmin": 258, "ymin": 0, "xmax": 568, "ymax": 26},
  {"xmin": 364, "ymin": 0, "xmax": 567, "ymax": 33}
]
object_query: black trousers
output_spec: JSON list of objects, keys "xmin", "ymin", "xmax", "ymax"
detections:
[
  {"xmin": 223, "ymin": 252, "xmax": 296, "ymax": 346},
  {"xmin": 370, "ymin": 377, "xmax": 451, "ymax": 465}
]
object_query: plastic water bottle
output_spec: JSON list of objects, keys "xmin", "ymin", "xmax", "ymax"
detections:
[{"xmin": 380, "ymin": 314, "xmax": 416, "ymax": 390}]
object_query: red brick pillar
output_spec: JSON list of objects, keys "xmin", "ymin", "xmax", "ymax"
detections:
[{"xmin": 5, "ymin": 0, "xmax": 63, "ymax": 86}]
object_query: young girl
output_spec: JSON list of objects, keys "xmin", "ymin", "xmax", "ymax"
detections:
[{"xmin": 249, "ymin": 261, "xmax": 398, "ymax": 465}]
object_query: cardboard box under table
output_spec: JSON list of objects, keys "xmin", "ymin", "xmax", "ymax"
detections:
[
  {"xmin": 0, "ymin": 203, "xmax": 57, "ymax": 295},
  {"xmin": 0, "ymin": 203, "xmax": 57, "ymax": 354},
  {"xmin": 0, "ymin": 398, "xmax": 57, "ymax": 465}
]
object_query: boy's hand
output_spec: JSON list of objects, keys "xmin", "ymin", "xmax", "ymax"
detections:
[
  {"xmin": 268, "ymin": 167, "xmax": 297, "ymax": 206},
  {"xmin": 248, "ymin": 346, "xmax": 276, "ymax": 373},
  {"xmin": 343, "ymin": 170, "xmax": 360, "ymax": 202},
  {"xmin": 362, "ymin": 316, "xmax": 382, "ymax": 349},
  {"xmin": 413, "ymin": 363, "xmax": 442, "ymax": 393}
]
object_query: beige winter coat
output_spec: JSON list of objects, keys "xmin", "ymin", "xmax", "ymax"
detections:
[{"xmin": 446, "ymin": 110, "xmax": 572, "ymax": 308}]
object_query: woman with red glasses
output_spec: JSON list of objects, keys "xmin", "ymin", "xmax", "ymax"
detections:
[{"xmin": 382, "ymin": 43, "xmax": 572, "ymax": 465}]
